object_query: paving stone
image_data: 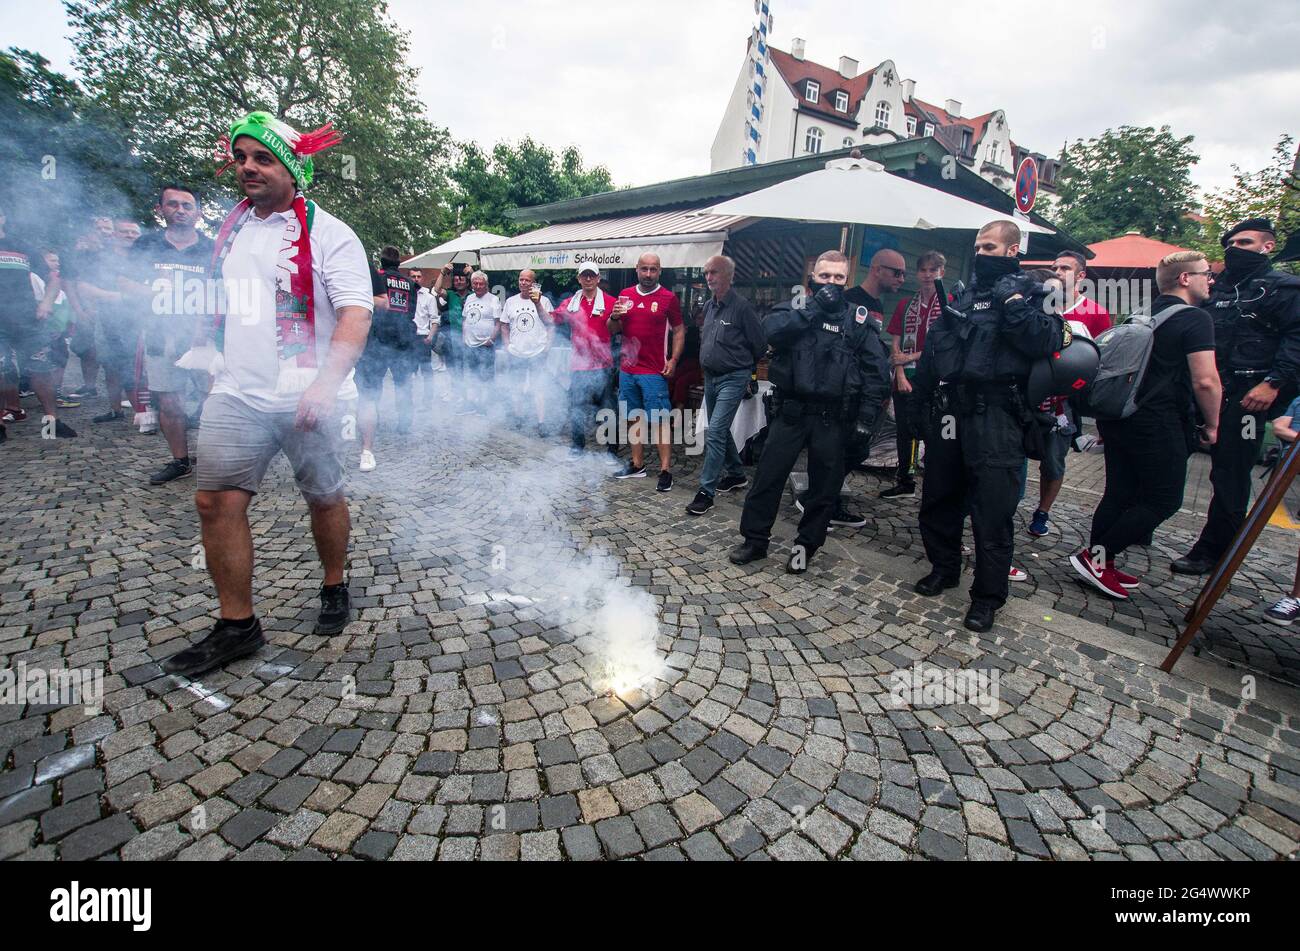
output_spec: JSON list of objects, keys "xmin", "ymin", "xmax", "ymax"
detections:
[{"xmin": 60, "ymin": 813, "xmax": 138, "ymax": 860}]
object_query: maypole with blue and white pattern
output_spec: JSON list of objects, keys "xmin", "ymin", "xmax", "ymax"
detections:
[{"xmin": 743, "ymin": 1, "xmax": 773, "ymax": 166}]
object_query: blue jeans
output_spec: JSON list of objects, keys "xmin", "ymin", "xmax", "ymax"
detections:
[
  {"xmin": 570, "ymin": 368, "xmax": 616, "ymax": 451},
  {"xmin": 699, "ymin": 368, "xmax": 750, "ymax": 496}
]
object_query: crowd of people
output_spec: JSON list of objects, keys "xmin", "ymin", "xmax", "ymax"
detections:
[{"xmin": 1, "ymin": 108, "xmax": 1297, "ymax": 678}]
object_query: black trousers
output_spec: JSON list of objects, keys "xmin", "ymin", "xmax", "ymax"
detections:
[
  {"xmin": 918, "ymin": 401, "xmax": 1025, "ymax": 610},
  {"xmin": 1091, "ymin": 413, "xmax": 1190, "ymax": 559},
  {"xmin": 740, "ymin": 410, "xmax": 847, "ymax": 552},
  {"xmin": 1190, "ymin": 383, "xmax": 1268, "ymax": 562},
  {"xmin": 894, "ymin": 388, "xmax": 922, "ymax": 485}
]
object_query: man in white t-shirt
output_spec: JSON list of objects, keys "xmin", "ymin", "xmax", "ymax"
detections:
[
  {"xmin": 163, "ymin": 111, "xmax": 373, "ymax": 679},
  {"xmin": 500, "ymin": 268, "xmax": 554, "ymax": 433},
  {"xmin": 459, "ymin": 270, "xmax": 500, "ymax": 416}
]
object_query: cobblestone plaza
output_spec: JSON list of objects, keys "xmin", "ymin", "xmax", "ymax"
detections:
[{"xmin": 2, "ymin": 400, "xmax": 1299, "ymax": 862}]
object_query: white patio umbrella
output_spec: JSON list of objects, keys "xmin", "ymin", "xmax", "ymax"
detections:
[
  {"xmin": 402, "ymin": 229, "xmax": 509, "ymax": 270},
  {"xmin": 692, "ymin": 158, "xmax": 1053, "ymax": 235}
]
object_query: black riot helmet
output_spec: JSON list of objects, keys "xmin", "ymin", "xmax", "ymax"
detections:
[{"xmin": 1027, "ymin": 334, "xmax": 1101, "ymax": 406}]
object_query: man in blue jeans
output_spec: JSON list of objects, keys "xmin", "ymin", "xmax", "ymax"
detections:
[{"xmin": 687, "ymin": 255, "xmax": 767, "ymax": 515}]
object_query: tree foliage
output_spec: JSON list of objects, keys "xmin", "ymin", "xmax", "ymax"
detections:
[
  {"xmin": 63, "ymin": 0, "xmax": 453, "ymax": 254},
  {"xmin": 0, "ymin": 47, "xmax": 150, "ymax": 243},
  {"xmin": 448, "ymin": 138, "xmax": 615, "ymax": 238},
  {"xmin": 1055, "ymin": 125, "xmax": 1199, "ymax": 245},
  {"xmin": 1191, "ymin": 134, "xmax": 1299, "ymax": 264}
]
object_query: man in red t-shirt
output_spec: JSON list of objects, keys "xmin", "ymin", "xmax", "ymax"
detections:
[
  {"xmin": 608, "ymin": 253, "xmax": 685, "ymax": 492},
  {"xmin": 1026, "ymin": 251, "xmax": 1115, "ymax": 538},
  {"xmin": 882, "ymin": 250, "xmax": 947, "ymax": 500},
  {"xmin": 555, "ymin": 262, "xmax": 620, "ymax": 463}
]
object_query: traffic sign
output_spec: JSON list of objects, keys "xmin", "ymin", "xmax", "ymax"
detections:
[{"xmin": 1015, "ymin": 157, "xmax": 1039, "ymax": 215}]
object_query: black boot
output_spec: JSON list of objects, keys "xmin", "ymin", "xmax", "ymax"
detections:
[
  {"xmin": 162, "ymin": 617, "xmax": 265, "ymax": 678},
  {"xmin": 914, "ymin": 571, "xmax": 961, "ymax": 597},
  {"xmin": 1171, "ymin": 553, "xmax": 1216, "ymax": 576},
  {"xmin": 729, "ymin": 541, "xmax": 769, "ymax": 566},
  {"xmin": 964, "ymin": 603, "xmax": 997, "ymax": 633}
]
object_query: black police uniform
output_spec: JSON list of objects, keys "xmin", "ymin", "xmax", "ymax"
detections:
[
  {"xmin": 737, "ymin": 289, "xmax": 891, "ymax": 557},
  {"xmin": 1184, "ymin": 251, "xmax": 1300, "ymax": 566},
  {"xmin": 913, "ymin": 261, "xmax": 1064, "ymax": 614},
  {"xmin": 358, "ymin": 265, "xmax": 422, "ymax": 426}
]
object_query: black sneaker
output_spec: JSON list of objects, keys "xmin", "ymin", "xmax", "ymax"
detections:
[
  {"xmin": 68, "ymin": 386, "xmax": 98, "ymax": 400},
  {"xmin": 150, "ymin": 458, "xmax": 193, "ymax": 485},
  {"xmin": 18, "ymin": 389, "xmax": 34, "ymax": 399},
  {"xmin": 315, "ymin": 582, "xmax": 352, "ymax": 635},
  {"xmin": 54, "ymin": 420, "xmax": 78, "ymax": 439},
  {"xmin": 657, "ymin": 471, "xmax": 674, "ymax": 493},
  {"xmin": 829, "ymin": 506, "xmax": 867, "ymax": 529},
  {"xmin": 1171, "ymin": 554, "xmax": 1216, "ymax": 576},
  {"xmin": 686, "ymin": 491, "xmax": 714, "ymax": 516},
  {"xmin": 717, "ymin": 474, "xmax": 749, "ymax": 493},
  {"xmin": 161, "ymin": 618, "xmax": 265, "ymax": 678},
  {"xmin": 614, "ymin": 464, "xmax": 647, "ymax": 480},
  {"xmin": 93, "ymin": 410, "xmax": 125, "ymax": 424},
  {"xmin": 880, "ymin": 483, "xmax": 916, "ymax": 500}
]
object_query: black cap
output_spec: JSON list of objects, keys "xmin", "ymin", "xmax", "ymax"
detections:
[{"xmin": 1221, "ymin": 217, "xmax": 1276, "ymax": 248}]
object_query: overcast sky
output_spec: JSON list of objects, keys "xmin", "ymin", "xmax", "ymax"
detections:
[{"xmin": 7, "ymin": 0, "xmax": 1298, "ymax": 199}]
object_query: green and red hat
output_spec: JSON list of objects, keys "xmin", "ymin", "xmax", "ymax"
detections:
[{"xmin": 216, "ymin": 111, "xmax": 343, "ymax": 190}]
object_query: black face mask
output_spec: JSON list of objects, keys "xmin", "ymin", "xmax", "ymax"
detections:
[
  {"xmin": 809, "ymin": 282, "xmax": 846, "ymax": 312},
  {"xmin": 1222, "ymin": 245, "xmax": 1269, "ymax": 282},
  {"xmin": 972, "ymin": 254, "xmax": 1019, "ymax": 284}
]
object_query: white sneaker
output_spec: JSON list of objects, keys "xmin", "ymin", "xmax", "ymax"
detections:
[
  {"xmin": 1009, "ymin": 567, "xmax": 1029, "ymax": 583},
  {"xmin": 359, "ymin": 450, "xmax": 377, "ymax": 473}
]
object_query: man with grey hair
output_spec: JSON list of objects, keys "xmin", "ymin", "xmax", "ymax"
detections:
[
  {"xmin": 687, "ymin": 255, "xmax": 767, "ymax": 515},
  {"xmin": 461, "ymin": 269, "xmax": 501, "ymax": 416},
  {"xmin": 500, "ymin": 268, "xmax": 554, "ymax": 434}
]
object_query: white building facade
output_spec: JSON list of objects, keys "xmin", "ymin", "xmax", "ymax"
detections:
[{"xmin": 710, "ymin": 37, "xmax": 1060, "ymax": 197}]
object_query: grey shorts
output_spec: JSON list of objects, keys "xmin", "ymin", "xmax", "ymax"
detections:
[
  {"xmin": 196, "ymin": 393, "xmax": 351, "ymax": 501},
  {"xmin": 1040, "ymin": 427, "xmax": 1073, "ymax": 483},
  {"xmin": 143, "ymin": 319, "xmax": 199, "ymax": 393}
]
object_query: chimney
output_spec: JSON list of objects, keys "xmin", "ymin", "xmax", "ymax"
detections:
[
  {"xmin": 945, "ymin": 99, "xmax": 962, "ymax": 118},
  {"xmin": 902, "ymin": 78, "xmax": 916, "ymax": 100},
  {"xmin": 838, "ymin": 56, "xmax": 858, "ymax": 79},
  {"xmin": 791, "ymin": 37, "xmax": 806, "ymax": 61}
]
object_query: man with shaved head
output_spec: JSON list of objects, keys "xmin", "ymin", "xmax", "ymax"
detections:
[
  {"xmin": 910, "ymin": 220, "xmax": 1064, "ymax": 633},
  {"xmin": 608, "ymin": 252, "xmax": 685, "ymax": 492}
]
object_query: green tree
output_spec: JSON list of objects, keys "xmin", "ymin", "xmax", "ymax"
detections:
[
  {"xmin": 63, "ymin": 0, "xmax": 453, "ymax": 254},
  {"xmin": 448, "ymin": 138, "xmax": 615, "ymax": 237},
  {"xmin": 1192, "ymin": 134, "xmax": 1299, "ymax": 264},
  {"xmin": 1055, "ymin": 125, "xmax": 1200, "ymax": 245},
  {"xmin": 0, "ymin": 47, "xmax": 150, "ymax": 243}
]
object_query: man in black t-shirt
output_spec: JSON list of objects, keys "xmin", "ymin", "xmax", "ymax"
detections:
[
  {"xmin": 124, "ymin": 185, "xmax": 215, "ymax": 484},
  {"xmin": 356, "ymin": 245, "xmax": 421, "ymax": 472},
  {"xmin": 1069, "ymin": 252, "xmax": 1222, "ymax": 600}
]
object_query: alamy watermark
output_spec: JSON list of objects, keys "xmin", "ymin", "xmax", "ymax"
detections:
[
  {"xmin": 595, "ymin": 403, "xmax": 704, "ymax": 456},
  {"xmin": 888, "ymin": 663, "xmax": 1001, "ymax": 716},
  {"xmin": 0, "ymin": 663, "xmax": 104, "ymax": 714}
]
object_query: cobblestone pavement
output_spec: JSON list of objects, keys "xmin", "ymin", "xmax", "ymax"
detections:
[{"xmin": 2, "ymin": 395, "xmax": 1299, "ymax": 862}]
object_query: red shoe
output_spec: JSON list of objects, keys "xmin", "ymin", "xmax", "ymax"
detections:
[
  {"xmin": 1107, "ymin": 565, "xmax": 1140, "ymax": 590},
  {"xmin": 1069, "ymin": 550, "xmax": 1129, "ymax": 600},
  {"xmin": 2, "ymin": 407, "xmax": 26, "ymax": 423}
]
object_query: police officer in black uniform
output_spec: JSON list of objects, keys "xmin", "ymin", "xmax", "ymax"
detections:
[
  {"xmin": 730, "ymin": 250, "xmax": 891, "ymax": 574},
  {"xmin": 913, "ymin": 220, "xmax": 1066, "ymax": 632},
  {"xmin": 1174, "ymin": 218, "xmax": 1300, "ymax": 575},
  {"xmin": 357, "ymin": 246, "xmax": 422, "ymax": 469}
]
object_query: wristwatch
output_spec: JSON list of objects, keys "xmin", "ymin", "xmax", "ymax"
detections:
[{"xmin": 1263, "ymin": 376, "xmax": 1283, "ymax": 390}]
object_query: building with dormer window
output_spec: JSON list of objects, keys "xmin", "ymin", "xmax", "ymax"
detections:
[{"xmin": 710, "ymin": 34, "xmax": 1061, "ymax": 198}]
